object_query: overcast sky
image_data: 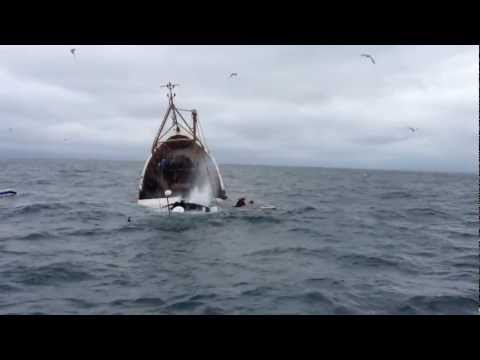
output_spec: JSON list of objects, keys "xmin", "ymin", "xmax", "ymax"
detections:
[{"xmin": 0, "ymin": 45, "xmax": 477, "ymax": 173}]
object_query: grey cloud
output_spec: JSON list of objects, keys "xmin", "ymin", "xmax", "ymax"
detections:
[
  {"xmin": 351, "ymin": 134, "xmax": 411, "ymax": 146},
  {"xmin": 0, "ymin": 45, "xmax": 477, "ymax": 173}
]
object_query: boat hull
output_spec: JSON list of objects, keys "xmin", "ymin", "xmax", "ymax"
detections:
[{"xmin": 138, "ymin": 135, "xmax": 226, "ymax": 201}]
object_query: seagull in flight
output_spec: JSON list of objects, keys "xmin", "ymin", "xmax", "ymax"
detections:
[
  {"xmin": 70, "ymin": 48, "xmax": 77, "ymax": 60},
  {"xmin": 361, "ymin": 54, "xmax": 376, "ymax": 64},
  {"xmin": 408, "ymin": 127, "xmax": 418, "ymax": 133},
  {"xmin": 229, "ymin": 73, "xmax": 238, "ymax": 78}
]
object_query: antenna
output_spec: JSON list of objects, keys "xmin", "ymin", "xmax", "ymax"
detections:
[
  {"xmin": 160, "ymin": 82, "xmax": 181, "ymax": 128},
  {"xmin": 161, "ymin": 82, "xmax": 180, "ymax": 104}
]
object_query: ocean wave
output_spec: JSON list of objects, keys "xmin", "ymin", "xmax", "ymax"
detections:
[
  {"xmin": 442, "ymin": 271, "xmax": 477, "ymax": 282},
  {"xmin": 402, "ymin": 295, "xmax": 477, "ymax": 314},
  {"xmin": 406, "ymin": 207, "xmax": 452, "ymax": 219},
  {"xmin": 245, "ymin": 246, "xmax": 332, "ymax": 258},
  {"xmin": 189, "ymin": 293, "xmax": 218, "ymax": 301},
  {"xmin": 241, "ymin": 286, "xmax": 275, "ymax": 297},
  {"xmin": 8, "ymin": 262, "xmax": 94, "ymax": 286},
  {"xmin": 443, "ymin": 229, "xmax": 478, "ymax": 239},
  {"xmin": 450, "ymin": 254, "xmax": 478, "ymax": 264},
  {"xmin": 68, "ymin": 209, "xmax": 125, "ymax": 222},
  {"xmin": 16, "ymin": 231, "xmax": 55, "ymax": 241},
  {"xmin": 111, "ymin": 297, "xmax": 165, "ymax": 307},
  {"xmin": 57, "ymin": 168, "xmax": 91, "ymax": 175},
  {"xmin": 65, "ymin": 298, "xmax": 97, "ymax": 309},
  {"xmin": 275, "ymin": 291, "xmax": 337, "ymax": 313},
  {"xmin": 304, "ymin": 277, "xmax": 345, "ymax": 288},
  {"xmin": 379, "ymin": 191, "xmax": 415, "ymax": 200},
  {"xmin": 35, "ymin": 180, "xmax": 53, "ymax": 185},
  {"xmin": 371, "ymin": 209, "xmax": 406, "ymax": 220},
  {"xmin": 63, "ymin": 228, "xmax": 113, "ymax": 237},
  {"xmin": 300, "ymin": 291, "xmax": 335, "ymax": 306},
  {"xmin": 284, "ymin": 206, "xmax": 317, "ymax": 216},
  {"xmin": 338, "ymin": 253, "xmax": 404, "ymax": 270},
  {"xmin": 202, "ymin": 306, "xmax": 225, "ymax": 315},
  {"xmin": 0, "ymin": 249, "xmax": 29, "ymax": 255},
  {"xmin": 149, "ymin": 222, "xmax": 199, "ymax": 233},
  {"xmin": 223, "ymin": 213, "xmax": 283, "ymax": 225},
  {"xmin": 287, "ymin": 227, "xmax": 325, "ymax": 237},
  {"xmin": 12, "ymin": 202, "xmax": 70, "ymax": 216},
  {"xmin": 165, "ymin": 300, "xmax": 204, "ymax": 312},
  {"xmin": 0, "ymin": 283, "xmax": 21, "ymax": 293},
  {"xmin": 332, "ymin": 305, "xmax": 359, "ymax": 315}
]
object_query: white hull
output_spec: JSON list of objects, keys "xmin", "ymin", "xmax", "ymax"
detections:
[{"xmin": 137, "ymin": 197, "xmax": 219, "ymax": 214}]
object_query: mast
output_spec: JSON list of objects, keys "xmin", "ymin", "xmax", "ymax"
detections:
[
  {"xmin": 162, "ymin": 82, "xmax": 180, "ymax": 131},
  {"xmin": 151, "ymin": 82, "xmax": 180, "ymax": 152},
  {"xmin": 161, "ymin": 82, "xmax": 179, "ymax": 106},
  {"xmin": 152, "ymin": 82, "xmax": 206, "ymax": 152}
]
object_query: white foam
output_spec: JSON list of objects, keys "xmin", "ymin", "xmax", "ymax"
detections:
[
  {"xmin": 137, "ymin": 196, "xmax": 181, "ymax": 210},
  {"xmin": 186, "ymin": 187, "xmax": 210, "ymax": 206}
]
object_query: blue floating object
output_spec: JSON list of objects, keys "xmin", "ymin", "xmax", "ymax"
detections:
[{"xmin": 0, "ymin": 189, "xmax": 17, "ymax": 197}]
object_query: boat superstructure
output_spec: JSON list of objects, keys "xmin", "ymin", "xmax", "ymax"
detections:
[{"xmin": 138, "ymin": 83, "xmax": 227, "ymax": 207}]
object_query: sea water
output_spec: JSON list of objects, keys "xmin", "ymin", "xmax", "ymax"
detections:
[{"xmin": 0, "ymin": 159, "xmax": 477, "ymax": 314}]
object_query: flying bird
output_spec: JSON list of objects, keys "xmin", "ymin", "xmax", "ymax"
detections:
[
  {"xmin": 70, "ymin": 48, "xmax": 77, "ymax": 59},
  {"xmin": 229, "ymin": 73, "xmax": 238, "ymax": 78},
  {"xmin": 408, "ymin": 127, "xmax": 418, "ymax": 133},
  {"xmin": 361, "ymin": 54, "xmax": 376, "ymax": 64}
]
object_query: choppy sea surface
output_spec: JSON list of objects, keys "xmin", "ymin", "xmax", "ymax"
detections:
[{"xmin": 0, "ymin": 159, "xmax": 478, "ymax": 315}]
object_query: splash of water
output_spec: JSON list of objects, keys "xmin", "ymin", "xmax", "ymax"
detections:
[
  {"xmin": 185, "ymin": 158, "xmax": 214, "ymax": 206},
  {"xmin": 186, "ymin": 182, "xmax": 213, "ymax": 206}
]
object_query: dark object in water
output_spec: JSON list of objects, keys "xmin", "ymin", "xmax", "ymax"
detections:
[
  {"xmin": 234, "ymin": 198, "xmax": 246, "ymax": 208},
  {"xmin": 127, "ymin": 217, "xmax": 131, "ymax": 223},
  {"xmin": 0, "ymin": 189, "xmax": 17, "ymax": 197}
]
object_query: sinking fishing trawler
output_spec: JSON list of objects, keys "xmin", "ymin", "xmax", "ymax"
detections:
[{"xmin": 137, "ymin": 83, "xmax": 227, "ymax": 212}]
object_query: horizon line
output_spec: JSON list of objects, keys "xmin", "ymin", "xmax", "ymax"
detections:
[{"xmin": 0, "ymin": 156, "xmax": 476, "ymax": 176}]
